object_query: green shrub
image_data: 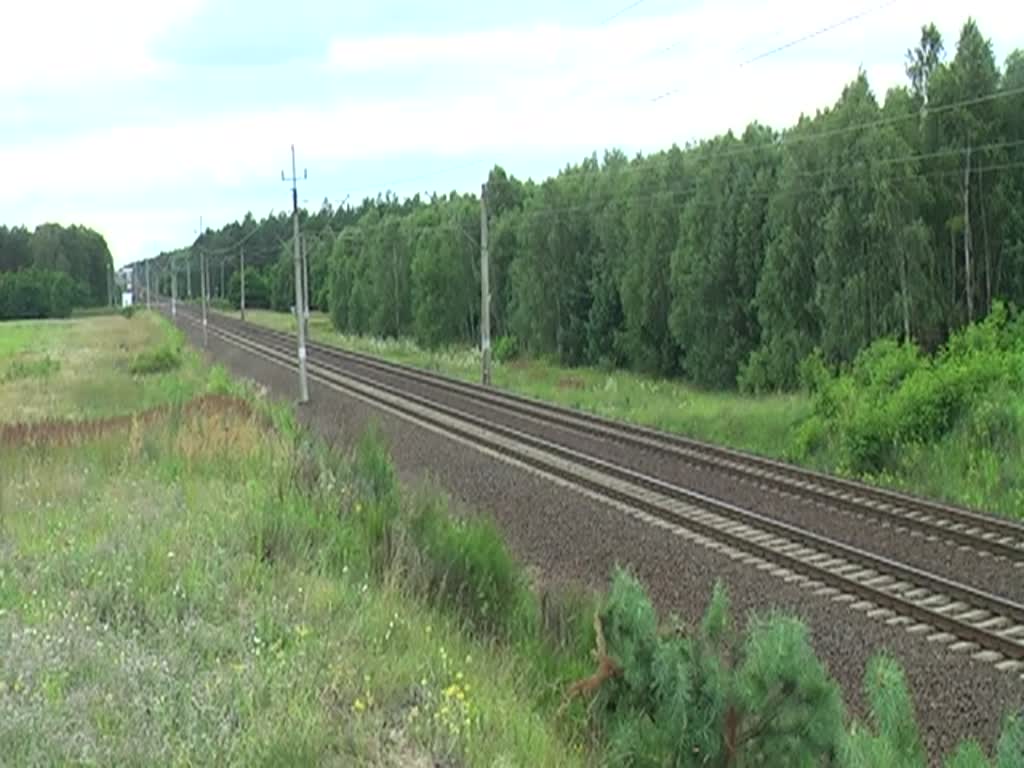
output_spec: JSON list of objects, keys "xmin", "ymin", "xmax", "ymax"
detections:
[
  {"xmin": 353, "ymin": 430, "xmax": 399, "ymax": 505},
  {"xmin": 800, "ymin": 305, "xmax": 1024, "ymax": 476},
  {"xmin": 842, "ymin": 656, "xmax": 1024, "ymax": 767},
  {"xmin": 739, "ymin": 334, "xmax": 808, "ymax": 393},
  {"xmin": 406, "ymin": 494, "xmax": 531, "ymax": 637},
  {"xmin": 493, "ymin": 334, "xmax": 520, "ymax": 363},
  {"xmin": 343, "ymin": 432, "xmax": 533, "ymax": 637},
  {"xmin": 48, "ymin": 272, "xmax": 76, "ymax": 318},
  {"xmin": 255, "ymin": 426, "xmax": 1023, "ymax": 765},
  {"xmin": 788, "ymin": 414, "xmax": 828, "ymax": 463},
  {"xmin": 995, "ymin": 716, "xmax": 1024, "ymax": 767},
  {"xmin": 129, "ymin": 345, "xmax": 182, "ymax": 375},
  {"xmin": 227, "ymin": 268, "xmax": 271, "ymax": 310},
  {"xmin": 797, "ymin": 347, "xmax": 832, "ymax": 394},
  {"xmin": 121, "ymin": 305, "xmax": 136, "ymax": 319},
  {"xmin": 0, "ymin": 268, "xmax": 77, "ymax": 320},
  {"xmin": 850, "ymin": 338, "xmax": 924, "ymax": 391},
  {"xmin": 205, "ymin": 364, "xmax": 236, "ymax": 395},
  {"xmin": 842, "ymin": 656, "xmax": 927, "ymax": 767},
  {"xmin": 345, "ymin": 432, "xmax": 403, "ymax": 576},
  {"xmin": 590, "ymin": 569, "xmax": 845, "ymax": 766}
]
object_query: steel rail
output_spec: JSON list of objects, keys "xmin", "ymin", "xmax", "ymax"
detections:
[
  {"xmin": 197, "ymin": 308, "xmax": 1024, "ymax": 561},
  {"xmin": 180, "ymin": 311, "xmax": 1024, "ymax": 666}
]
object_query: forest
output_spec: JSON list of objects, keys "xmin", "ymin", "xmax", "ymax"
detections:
[
  {"xmin": 148, "ymin": 19, "xmax": 1024, "ymax": 391},
  {"xmin": 0, "ymin": 223, "xmax": 115, "ymax": 319}
]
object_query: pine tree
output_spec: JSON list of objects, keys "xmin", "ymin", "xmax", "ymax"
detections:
[{"xmin": 587, "ymin": 569, "xmax": 845, "ymax": 766}]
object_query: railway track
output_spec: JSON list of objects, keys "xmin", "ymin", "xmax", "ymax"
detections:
[
  {"xmin": 176, "ymin": 308, "xmax": 1024, "ymax": 675},
  {"xmin": 193, "ymin": 308, "xmax": 1024, "ymax": 565}
]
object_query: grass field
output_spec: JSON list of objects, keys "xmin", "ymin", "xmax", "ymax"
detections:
[
  {"xmin": 237, "ymin": 308, "xmax": 809, "ymax": 459},
  {"xmin": 71, "ymin": 306, "xmax": 123, "ymax": 319},
  {"xmin": 0, "ymin": 314, "xmax": 207, "ymax": 424},
  {"xmin": 0, "ymin": 312, "xmax": 589, "ymax": 766},
  {"xmin": 4, "ymin": 311, "xmax": 1021, "ymax": 765}
]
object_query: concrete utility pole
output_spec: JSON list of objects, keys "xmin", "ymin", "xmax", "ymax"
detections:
[
  {"xmin": 240, "ymin": 245, "xmax": 246, "ymax": 322},
  {"xmin": 200, "ymin": 248, "xmax": 209, "ymax": 346},
  {"xmin": 283, "ymin": 145, "xmax": 310, "ymax": 403},
  {"xmin": 199, "ymin": 216, "xmax": 208, "ymax": 347},
  {"xmin": 301, "ymin": 234, "xmax": 311, "ymax": 342},
  {"xmin": 963, "ymin": 145, "xmax": 973, "ymax": 323},
  {"xmin": 480, "ymin": 182, "xmax": 492, "ymax": 386}
]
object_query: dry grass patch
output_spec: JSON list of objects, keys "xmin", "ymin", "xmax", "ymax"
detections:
[
  {"xmin": 0, "ymin": 394, "xmax": 589, "ymax": 767},
  {"xmin": 0, "ymin": 312, "xmax": 207, "ymax": 424}
]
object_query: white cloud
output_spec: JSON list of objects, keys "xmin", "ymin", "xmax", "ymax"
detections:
[
  {"xmin": 5, "ymin": 0, "xmax": 1023, "ymax": 266},
  {"xmin": 0, "ymin": 0, "xmax": 204, "ymax": 91}
]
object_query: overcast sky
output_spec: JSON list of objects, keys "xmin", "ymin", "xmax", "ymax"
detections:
[{"xmin": 3, "ymin": 0, "xmax": 1021, "ymax": 267}]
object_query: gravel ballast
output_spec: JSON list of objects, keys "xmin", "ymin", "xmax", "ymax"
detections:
[
  {"xmin": 206, "ymin": 310, "xmax": 1024, "ymax": 604},
  {"xmin": 328, "ymin": 341, "xmax": 1024, "ymax": 604},
  {"xmin": 178, "ymin": 313, "xmax": 1024, "ymax": 763}
]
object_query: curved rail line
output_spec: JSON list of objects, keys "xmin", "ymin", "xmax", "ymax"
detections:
[
  {"xmin": 177, "ymin": 309, "xmax": 1024, "ymax": 673},
  {"xmin": 192, "ymin": 307, "xmax": 1024, "ymax": 563}
]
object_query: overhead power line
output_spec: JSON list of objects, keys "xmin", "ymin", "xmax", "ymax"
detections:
[
  {"xmin": 741, "ymin": 0, "xmax": 900, "ymax": 66},
  {"xmin": 432, "ymin": 87, "xmax": 1024, "ymax": 198},
  {"xmin": 155, "ymin": 84, "xmax": 1024, "ymax": 272},
  {"xmin": 198, "ymin": 214, "xmax": 276, "ymax": 256},
  {"xmin": 644, "ymin": 84, "xmax": 1024, "ymax": 167},
  {"xmin": 184, "ymin": 86, "xmax": 1024, "ymax": 264},
  {"xmin": 155, "ymin": 19, "xmax": 1024, "ymax": 265},
  {"xmin": 339, "ymin": 158, "xmax": 491, "ymax": 200},
  {"xmin": 333, "ymin": 2, "xmax": 654, "ymax": 202},
  {"xmin": 330, "ymin": 149, "xmax": 1024, "ymax": 250},
  {"xmin": 599, "ymin": 0, "xmax": 650, "ymax": 26},
  {"xmin": 320, "ymin": 147, "xmax": 1024, "ymax": 243},
  {"xmin": 334, "ymin": 6, "xmax": 1016, "ymax": 204},
  {"xmin": 652, "ymin": 0, "xmax": 902, "ymax": 102}
]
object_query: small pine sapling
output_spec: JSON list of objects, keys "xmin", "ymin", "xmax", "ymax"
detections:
[{"xmin": 841, "ymin": 655, "xmax": 927, "ymax": 768}]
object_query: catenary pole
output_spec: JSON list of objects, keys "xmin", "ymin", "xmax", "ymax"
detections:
[
  {"xmin": 480, "ymin": 182, "xmax": 492, "ymax": 386},
  {"xmin": 964, "ymin": 145, "xmax": 973, "ymax": 323},
  {"xmin": 240, "ymin": 245, "xmax": 246, "ymax": 322},
  {"xmin": 283, "ymin": 145, "xmax": 309, "ymax": 403},
  {"xmin": 199, "ymin": 216, "xmax": 208, "ymax": 347},
  {"xmin": 301, "ymin": 234, "xmax": 310, "ymax": 342}
]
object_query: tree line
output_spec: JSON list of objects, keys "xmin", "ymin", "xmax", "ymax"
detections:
[
  {"xmin": 146, "ymin": 18, "xmax": 1024, "ymax": 391},
  {"xmin": 0, "ymin": 223, "xmax": 115, "ymax": 318}
]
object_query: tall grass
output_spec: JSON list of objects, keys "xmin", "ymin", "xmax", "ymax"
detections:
[
  {"xmin": 3, "ymin": 311, "xmax": 1021, "ymax": 764},
  {"xmin": 128, "ymin": 344, "xmax": 182, "ymax": 375},
  {"xmin": 0, "ymin": 312, "xmax": 207, "ymax": 424},
  {"xmin": 2, "ymin": 355, "xmax": 59, "ymax": 382},
  {"xmin": 0, "ymin": 397, "xmax": 591, "ymax": 766}
]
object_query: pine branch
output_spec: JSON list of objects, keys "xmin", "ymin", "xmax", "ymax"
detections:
[
  {"xmin": 733, "ymin": 680, "xmax": 797, "ymax": 752},
  {"xmin": 559, "ymin": 611, "xmax": 622, "ymax": 714}
]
